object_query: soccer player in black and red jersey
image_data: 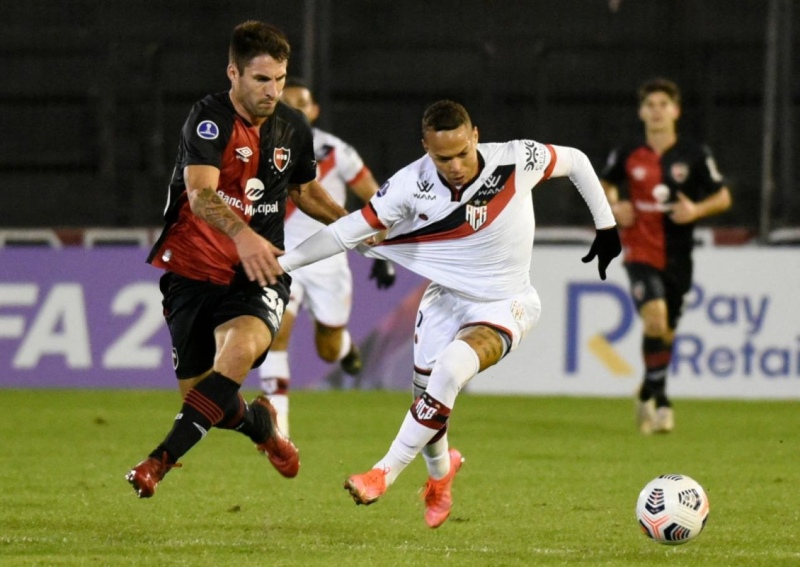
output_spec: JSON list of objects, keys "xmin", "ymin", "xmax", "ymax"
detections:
[
  {"xmin": 601, "ymin": 78, "xmax": 732, "ymax": 435},
  {"xmin": 125, "ymin": 21, "xmax": 348, "ymax": 498}
]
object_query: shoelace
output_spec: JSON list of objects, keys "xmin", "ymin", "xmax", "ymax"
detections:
[
  {"xmin": 354, "ymin": 467, "xmax": 389, "ymax": 490},
  {"xmin": 156, "ymin": 451, "xmax": 182, "ymax": 474},
  {"xmin": 423, "ymin": 458, "xmax": 461, "ymax": 501},
  {"xmin": 420, "ymin": 475, "xmax": 448, "ymax": 502},
  {"xmin": 373, "ymin": 467, "xmax": 390, "ymax": 479}
]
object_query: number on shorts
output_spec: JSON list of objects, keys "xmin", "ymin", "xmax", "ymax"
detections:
[{"xmin": 261, "ymin": 287, "xmax": 285, "ymax": 321}]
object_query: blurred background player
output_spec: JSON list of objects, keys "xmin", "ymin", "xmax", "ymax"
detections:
[
  {"xmin": 258, "ymin": 78, "xmax": 396, "ymax": 436},
  {"xmin": 600, "ymin": 78, "xmax": 732, "ymax": 435}
]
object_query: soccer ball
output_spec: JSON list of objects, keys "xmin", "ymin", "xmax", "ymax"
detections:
[{"xmin": 636, "ymin": 474, "xmax": 709, "ymax": 545}]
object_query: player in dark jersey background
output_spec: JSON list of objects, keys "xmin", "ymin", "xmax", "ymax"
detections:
[
  {"xmin": 601, "ymin": 78, "xmax": 732, "ymax": 435},
  {"xmin": 126, "ymin": 20, "xmax": 349, "ymax": 498}
]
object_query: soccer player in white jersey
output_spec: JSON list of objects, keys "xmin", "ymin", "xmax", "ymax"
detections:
[
  {"xmin": 278, "ymin": 100, "xmax": 622, "ymax": 528},
  {"xmin": 258, "ymin": 78, "xmax": 396, "ymax": 435}
]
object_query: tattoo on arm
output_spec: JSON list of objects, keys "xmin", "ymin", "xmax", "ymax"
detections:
[{"xmin": 191, "ymin": 187, "xmax": 245, "ymax": 237}]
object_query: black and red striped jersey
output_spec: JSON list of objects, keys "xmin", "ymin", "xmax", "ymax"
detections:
[
  {"xmin": 601, "ymin": 137, "xmax": 725, "ymax": 270},
  {"xmin": 147, "ymin": 92, "xmax": 316, "ymax": 284}
]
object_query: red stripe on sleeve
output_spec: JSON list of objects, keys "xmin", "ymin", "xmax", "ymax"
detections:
[
  {"xmin": 543, "ymin": 144, "xmax": 558, "ymax": 181},
  {"xmin": 360, "ymin": 203, "xmax": 387, "ymax": 230},
  {"xmin": 347, "ymin": 166, "xmax": 371, "ymax": 186},
  {"xmin": 318, "ymin": 150, "xmax": 336, "ymax": 180}
]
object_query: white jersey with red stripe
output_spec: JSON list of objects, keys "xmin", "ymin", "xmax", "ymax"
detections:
[
  {"xmin": 284, "ymin": 127, "xmax": 370, "ymax": 249},
  {"xmin": 278, "ymin": 141, "xmax": 615, "ymax": 301},
  {"xmin": 364, "ymin": 140, "xmax": 556, "ymax": 301}
]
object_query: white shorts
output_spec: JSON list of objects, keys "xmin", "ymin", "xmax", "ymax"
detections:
[
  {"xmin": 287, "ymin": 252, "xmax": 353, "ymax": 328},
  {"xmin": 413, "ymin": 282, "xmax": 542, "ymax": 371}
]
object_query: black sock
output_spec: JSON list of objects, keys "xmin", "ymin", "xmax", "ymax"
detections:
[
  {"xmin": 215, "ymin": 394, "xmax": 273, "ymax": 443},
  {"xmin": 640, "ymin": 377, "xmax": 668, "ymax": 404},
  {"xmin": 639, "ymin": 336, "xmax": 671, "ymax": 406},
  {"xmin": 151, "ymin": 372, "xmax": 240, "ymax": 464}
]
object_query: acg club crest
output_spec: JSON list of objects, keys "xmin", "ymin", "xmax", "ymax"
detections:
[
  {"xmin": 466, "ymin": 203, "xmax": 488, "ymax": 231},
  {"xmin": 273, "ymin": 147, "xmax": 291, "ymax": 172}
]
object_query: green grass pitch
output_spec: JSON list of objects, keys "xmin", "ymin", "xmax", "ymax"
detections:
[{"xmin": 0, "ymin": 389, "xmax": 798, "ymax": 566}]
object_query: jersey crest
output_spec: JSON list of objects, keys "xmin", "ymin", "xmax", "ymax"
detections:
[
  {"xmin": 273, "ymin": 147, "xmax": 291, "ymax": 172},
  {"xmin": 465, "ymin": 202, "xmax": 488, "ymax": 231}
]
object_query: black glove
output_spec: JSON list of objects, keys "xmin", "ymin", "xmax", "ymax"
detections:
[
  {"xmin": 369, "ymin": 259, "xmax": 396, "ymax": 289},
  {"xmin": 581, "ymin": 227, "xmax": 622, "ymax": 281}
]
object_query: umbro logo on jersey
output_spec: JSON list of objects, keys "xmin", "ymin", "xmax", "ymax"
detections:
[{"xmin": 236, "ymin": 147, "xmax": 253, "ymax": 162}]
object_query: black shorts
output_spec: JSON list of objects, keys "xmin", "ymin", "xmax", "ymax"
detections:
[
  {"xmin": 159, "ymin": 271, "xmax": 291, "ymax": 379},
  {"xmin": 624, "ymin": 260, "xmax": 692, "ymax": 330}
]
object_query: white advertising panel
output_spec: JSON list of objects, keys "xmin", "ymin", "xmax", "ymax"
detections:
[{"xmin": 468, "ymin": 247, "xmax": 800, "ymax": 399}]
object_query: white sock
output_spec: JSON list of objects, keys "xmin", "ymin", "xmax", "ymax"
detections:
[
  {"xmin": 259, "ymin": 351, "xmax": 290, "ymax": 436},
  {"xmin": 269, "ymin": 394, "xmax": 290, "ymax": 437},
  {"xmin": 374, "ymin": 340, "xmax": 480, "ymax": 486},
  {"xmin": 422, "ymin": 433, "xmax": 451, "ymax": 480},
  {"xmin": 424, "ymin": 340, "xmax": 480, "ymax": 408},
  {"xmin": 335, "ymin": 330, "xmax": 353, "ymax": 362},
  {"xmin": 373, "ymin": 412, "xmax": 433, "ymax": 486},
  {"xmin": 259, "ymin": 351, "xmax": 289, "ymax": 382},
  {"xmin": 413, "ymin": 376, "xmax": 451, "ymax": 479}
]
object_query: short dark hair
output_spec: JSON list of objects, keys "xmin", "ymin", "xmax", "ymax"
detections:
[
  {"xmin": 285, "ymin": 77, "xmax": 310, "ymax": 90},
  {"xmin": 229, "ymin": 20, "xmax": 291, "ymax": 74},
  {"xmin": 638, "ymin": 78, "xmax": 681, "ymax": 106},
  {"xmin": 284, "ymin": 77, "xmax": 315, "ymax": 102},
  {"xmin": 422, "ymin": 100, "xmax": 472, "ymax": 135}
]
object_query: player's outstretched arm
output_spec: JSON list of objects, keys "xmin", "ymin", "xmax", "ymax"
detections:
[
  {"xmin": 601, "ymin": 180, "xmax": 635, "ymax": 227},
  {"xmin": 548, "ymin": 145, "xmax": 620, "ymax": 279},
  {"xmin": 279, "ymin": 211, "xmax": 380, "ymax": 273}
]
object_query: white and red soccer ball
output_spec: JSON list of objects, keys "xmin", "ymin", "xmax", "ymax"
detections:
[{"xmin": 636, "ymin": 474, "xmax": 710, "ymax": 545}]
